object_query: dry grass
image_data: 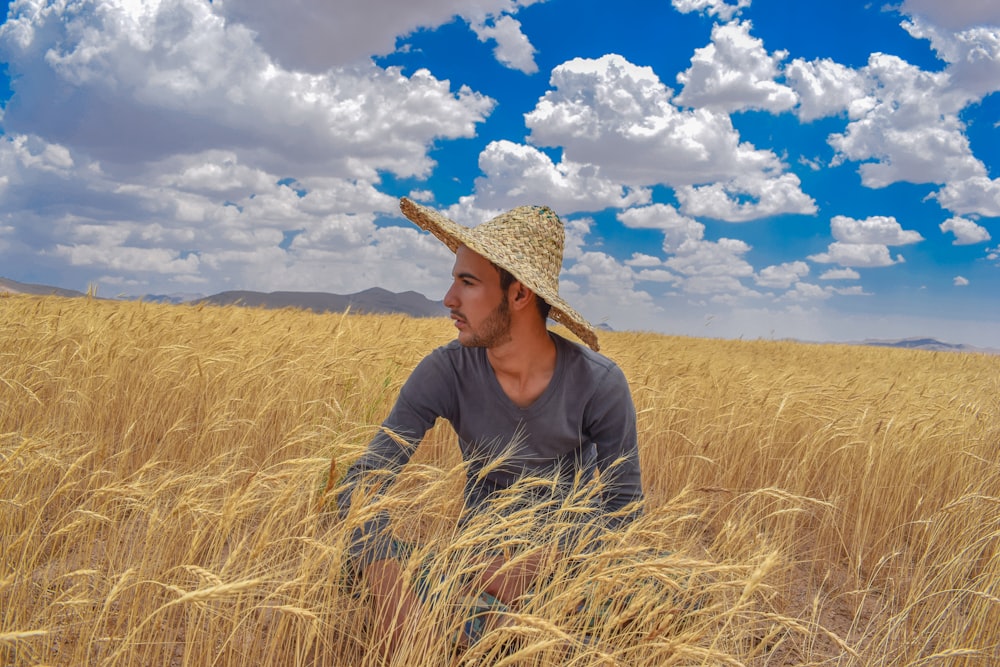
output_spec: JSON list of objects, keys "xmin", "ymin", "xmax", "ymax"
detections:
[{"xmin": 1, "ymin": 294, "xmax": 998, "ymax": 666}]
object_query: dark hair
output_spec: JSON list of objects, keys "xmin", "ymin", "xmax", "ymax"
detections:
[{"xmin": 496, "ymin": 265, "xmax": 552, "ymax": 321}]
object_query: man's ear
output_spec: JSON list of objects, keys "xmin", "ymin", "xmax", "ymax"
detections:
[{"xmin": 509, "ymin": 281, "xmax": 534, "ymax": 311}]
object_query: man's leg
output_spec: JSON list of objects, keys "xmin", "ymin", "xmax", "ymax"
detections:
[
  {"xmin": 476, "ymin": 548, "xmax": 549, "ymax": 604},
  {"xmin": 364, "ymin": 558, "xmax": 423, "ymax": 661}
]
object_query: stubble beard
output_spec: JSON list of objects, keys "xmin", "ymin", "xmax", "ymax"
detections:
[{"xmin": 460, "ymin": 296, "xmax": 512, "ymax": 348}]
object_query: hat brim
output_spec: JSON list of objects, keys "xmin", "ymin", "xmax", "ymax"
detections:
[{"xmin": 400, "ymin": 197, "xmax": 600, "ymax": 352}]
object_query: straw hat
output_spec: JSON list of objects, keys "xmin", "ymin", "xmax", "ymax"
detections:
[{"xmin": 400, "ymin": 197, "xmax": 600, "ymax": 352}]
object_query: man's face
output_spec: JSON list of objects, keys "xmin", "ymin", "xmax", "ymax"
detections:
[{"xmin": 443, "ymin": 245, "xmax": 512, "ymax": 348}]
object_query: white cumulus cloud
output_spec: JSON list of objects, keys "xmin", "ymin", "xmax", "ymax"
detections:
[
  {"xmin": 828, "ymin": 54, "xmax": 982, "ymax": 189},
  {"xmin": 808, "ymin": 242, "xmax": 905, "ymax": 268},
  {"xmin": 940, "ymin": 216, "xmax": 992, "ymax": 244},
  {"xmin": 934, "ymin": 176, "xmax": 1000, "ymax": 216},
  {"xmin": 635, "ymin": 268, "xmax": 681, "ymax": 284},
  {"xmin": 809, "ymin": 215, "xmax": 919, "ymax": 268},
  {"xmin": 819, "ymin": 268, "xmax": 861, "ymax": 280},
  {"xmin": 953, "ymin": 275, "xmax": 970, "ymax": 286},
  {"xmin": 666, "ymin": 237, "xmax": 755, "ymax": 284},
  {"xmin": 902, "ymin": 17, "xmax": 1000, "ymax": 99},
  {"xmin": 211, "ymin": 0, "xmax": 546, "ymax": 72},
  {"xmin": 0, "ymin": 0, "xmax": 495, "ymax": 179},
  {"xmin": 675, "ymin": 171, "xmax": 817, "ymax": 222},
  {"xmin": 675, "ymin": 20, "xmax": 798, "ymax": 113},
  {"xmin": 784, "ymin": 57, "xmax": 868, "ymax": 122},
  {"xmin": 801, "ymin": 14, "xmax": 1000, "ymax": 218},
  {"xmin": 779, "ymin": 282, "xmax": 833, "ymax": 302},
  {"xmin": 756, "ymin": 261, "xmax": 810, "ymax": 290},
  {"xmin": 830, "ymin": 215, "xmax": 924, "ymax": 245},
  {"xmin": 525, "ymin": 53, "xmax": 815, "ymax": 221},
  {"xmin": 469, "ymin": 140, "xmax": 650, "ymax": 212},
  {"xmin": 562, "ymin": 250, "xmax": 659, "ymax": 321},
  {"xmin": 671, "ymin": 0, "xmax": 750, "ymax": 21},
  {"xmin": 901, "ymin": 0, "xmax": 1000, "ymax": 33},
  {"xmin": 624, "ymin": 252, "xmax": 663, "ymax": 268},
  {"xmin": 471, "ymin": 14, "xmax": 539, "ymax": 74},
  {"xmin": 617, "ymin": 204, "xmax": 705, "ymax": 253}
]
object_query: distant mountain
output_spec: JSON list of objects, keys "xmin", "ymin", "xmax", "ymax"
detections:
[
  {"xmin": 1, "ymin": 277, "xmax": 444, "ymax": 318},
  {"xmin": 0, "ymin": 276, "xmax": 86, "ymax": 298},
  {"xmin": 194, "ymin": 287, "xmax": 446, "ymax": 318},
  {"xmin": 128, "ymin": 293, "xmax": 205, "ymax": 305},
  {"xmin": 859, "ymin": 337, "xmax": 998, "ymax": 354}
]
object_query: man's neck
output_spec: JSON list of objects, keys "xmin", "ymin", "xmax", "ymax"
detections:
[{"xmin": 486, "ymin": 327, "xmax": 557, "ymax": 407}]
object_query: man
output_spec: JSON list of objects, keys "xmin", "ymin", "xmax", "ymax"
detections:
[{"xmin": 336, "ymin": 197, "xmax": 644, "ymax": 657}]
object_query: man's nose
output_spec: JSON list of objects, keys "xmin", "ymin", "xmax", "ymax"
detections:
[{"xmin": 443, "ymin": 283, "xmax": 458, "ymax": 309}]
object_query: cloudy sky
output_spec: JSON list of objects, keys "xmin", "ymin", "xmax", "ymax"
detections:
[{"xmin": 1, "ymin": 0, "xmax": 999, "ymax": 347}]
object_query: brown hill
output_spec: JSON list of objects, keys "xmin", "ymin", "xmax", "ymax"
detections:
[
  {"xmin": 0, "ymin": 277, "xmax": 86, "ymax": 298},
  {"xmin": 194, "ymin": 287, "xmax": 445, "ymax": 318},
  {"xmin": 1, "ymin": 277, "xmax": 444, "ymax": 319}
]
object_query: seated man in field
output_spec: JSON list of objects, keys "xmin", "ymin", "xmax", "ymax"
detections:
[{"xmin": 336, "ymin": 197, "xmax": 644, "ymax": 657}]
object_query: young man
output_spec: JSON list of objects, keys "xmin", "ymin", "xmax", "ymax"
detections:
[{"xmin": 336, "ymin": 197, "xmax": 644, "ymax": 657}]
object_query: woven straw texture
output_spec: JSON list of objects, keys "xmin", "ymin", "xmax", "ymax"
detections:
[{"xmin": 400, "ymin": 197, "xmax": 600, "ymax": 351}]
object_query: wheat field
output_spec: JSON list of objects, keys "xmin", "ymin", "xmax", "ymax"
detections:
[{"xmin": 1, "ymin": 294, "xmax": 998, "ymax": 666}]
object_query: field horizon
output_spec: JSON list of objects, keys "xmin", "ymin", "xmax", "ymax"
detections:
[
  {"xmin": 4, "ymin": 275, "xmax": 998, "ymax": 355},
  {"xmin": 2, "ymin": 294, "xmax": 998, "ymax": 666}
]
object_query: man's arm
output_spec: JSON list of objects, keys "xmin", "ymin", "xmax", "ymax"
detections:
[
  {"xmin": 335, "ymin": 422, "xmax": 424, "ymax": 516},
  {"xmin": 335, "ymin": 349, "xmax": 455, "ymax": 568},
  {"xmin": 586, "ymin": 363, "xmax": 644, "ymax": 529}
]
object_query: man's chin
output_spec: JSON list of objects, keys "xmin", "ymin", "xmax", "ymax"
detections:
[
  {"xmin": 456, "ymin": 332, "xmax": 483, "ymax": 348},
  {"xmin": 456, "ymin": 330, "xmax": 512, "ymax": 349}
]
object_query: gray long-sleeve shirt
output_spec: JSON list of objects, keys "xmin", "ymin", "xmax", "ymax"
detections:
[{"xmin": 337, "ymin": 333, "xmax": 644, "ymax": 565}]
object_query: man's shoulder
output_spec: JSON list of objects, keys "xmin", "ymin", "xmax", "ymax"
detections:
[
  {"xmin": 403, "ymin": 341, "xmax": 480, "ymax": 396},
  {"xmin": 552, "ymin": 332, "xmax": 622, "ymax": 376},
  {"xmin": 420, "ymin": 339, "xmax": 487, "ymax": 372},
  {"xmin": 430, "ymin": 339, "xmax": 479, "ymax": 358}
]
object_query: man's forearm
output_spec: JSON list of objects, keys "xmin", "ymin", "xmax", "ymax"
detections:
[{"xmin": 477, "ymin": 548, "xmax": 550, "ymax": 605}]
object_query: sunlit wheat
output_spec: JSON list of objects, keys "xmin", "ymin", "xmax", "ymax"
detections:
[{"xmin": 1, "ymin": 294, "xmax": 998, "ymax": 665}]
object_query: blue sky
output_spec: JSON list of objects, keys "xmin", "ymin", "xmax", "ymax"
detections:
[{"xmin": 1, "ymin": 0, "xmax": 999, "ymax": 347}]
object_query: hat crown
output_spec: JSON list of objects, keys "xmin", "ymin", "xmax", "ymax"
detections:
[{"xmin": 474, "ymin": 205, "xmax": 564, "ymax": 294}]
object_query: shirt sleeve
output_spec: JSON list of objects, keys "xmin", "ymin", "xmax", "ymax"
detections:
[
  {"xmin": 584, "ymin": 362, "xmax": 644, "ymax": 529},
  {"xmin": 335, "ymin": 348, "xmax": 454, "ymax": 518},
  {"xmin": 334, "ymin": 348, "xmax": 455, "ymax": 571}
]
